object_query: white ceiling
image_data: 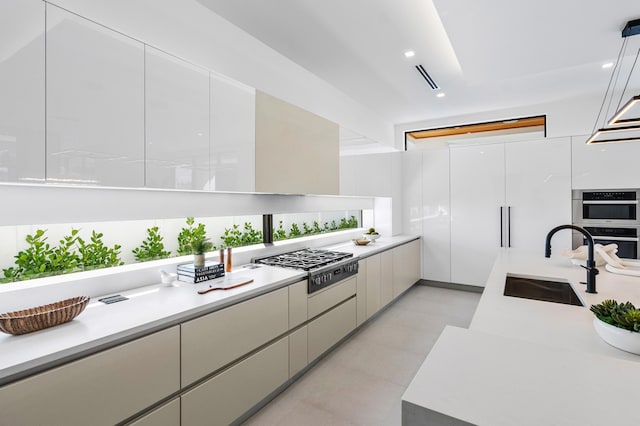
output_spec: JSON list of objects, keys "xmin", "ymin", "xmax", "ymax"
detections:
[{"xmin": 197, "ymin": 0, "xmax": 640, "ymax": 128}]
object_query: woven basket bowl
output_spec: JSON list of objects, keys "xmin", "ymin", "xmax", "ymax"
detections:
[{"xmin": 0, "ymin": 296, "xmax": 90, "ymax": 335}]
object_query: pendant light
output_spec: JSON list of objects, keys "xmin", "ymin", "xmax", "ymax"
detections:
[{"xmin": 586, "ymin": 19, "xmax": 640, "ymax": 144}]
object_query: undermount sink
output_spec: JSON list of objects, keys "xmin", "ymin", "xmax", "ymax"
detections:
[{"xmin": 504, "ymin": 275, "xmax": 584, "ymax": 307}]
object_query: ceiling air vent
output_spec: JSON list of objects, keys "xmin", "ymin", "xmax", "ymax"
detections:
[{"xmin": 415, "ymin": 64, "xmax": 439, "ymax": 90}]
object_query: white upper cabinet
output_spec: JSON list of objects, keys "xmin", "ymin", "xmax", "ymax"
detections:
[
  {"xmin": 505, "ymin": 137, "xmax": 571, "ymax": 251},
  {"xmin": 145, "ymin": 47, "xmax": 210, "ymax": 190},
  {"xmin": 0, "ymin": 0, "xmax": 45, "ymax": 183},
  {"xmin": 46, "ymin": 5, "xmax": 144, "ymax": 187},
  {"xmin": 572, "ymin": 136, "xmax": 640, "ymax": 189},
  {"xmin": 210, "ymin": 73, "xmax": 256, "ymax": 192},
  {"xmin": 450, "ymin": 143, "xmax": 506, "ymax": 286}
]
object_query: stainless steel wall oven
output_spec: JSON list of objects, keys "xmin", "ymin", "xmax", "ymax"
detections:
[{"xmin": 573, "ymin": 189, "xmax": 640, "ymax": 259}]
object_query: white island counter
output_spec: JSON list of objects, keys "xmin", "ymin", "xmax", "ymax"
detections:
[{"xmin": 402, "ymin": 249, "xmax": 640, "ymax": 425}]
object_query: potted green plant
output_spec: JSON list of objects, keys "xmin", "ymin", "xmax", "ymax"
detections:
[
  {"xmin": 191, "ymin": 238, "xmax": 213, "ymax": 267},
  {"xmin": 590, "ymin": 299, "xmax": 640, "ymax": 354}
]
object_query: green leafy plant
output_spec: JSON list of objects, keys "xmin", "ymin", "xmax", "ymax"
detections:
[
  {"xmin": 191, "ymin": 238, "xmax": 213, "ymax": 255},
  {"xmin": 591, "ymin": 299, "xmax": 640, "ymax": 332},
  {"xmin": 48, "ymin": 229, "xmax": 81, "ymax": 274},
  {"xmin": 312, "ymin": 221, "xmax": 323, "ymax": 234},
  {"xmin": 219, "ymin": 222, "xmax": 263, "ymax": 248},
  {"xmin": 77, "ymin": 230, "xmax": 123, "ymax": 270},
  {"xmin": 273, "ymin": 221, "xmax": 287, "ymax": 241},
  {"xmin": 132, "ymin": 226, "xmax": 171, "ymax": 262},
  {"xmin": 289, "ymin": 223, "xmax": 302, "ymax": 238},
  {"xmin": 2, "ymin": 229, "xmax": 53, "ymax": 282},
  {"xmin": 177, "ymin": 217, "xmax": 208, "ymax": 255}
]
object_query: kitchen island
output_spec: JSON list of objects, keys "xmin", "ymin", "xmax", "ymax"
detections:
[{"xmin": 402, "ymin": 249, "xmax": 640, "ymax": 425}]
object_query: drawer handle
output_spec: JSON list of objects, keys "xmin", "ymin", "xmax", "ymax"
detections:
[{"xmin": 197, "ymin": 279, "xmax": 254, "ymax": 295}]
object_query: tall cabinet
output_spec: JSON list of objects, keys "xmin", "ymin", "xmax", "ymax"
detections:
[{"xmin": 450, "ymin": 137, "xmax": 571, "ymax": 286}]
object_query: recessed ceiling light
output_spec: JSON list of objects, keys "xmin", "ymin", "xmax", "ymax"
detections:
[
  {"xmin": 602, "ymin": 62, "xmax": 614, "ymax": 69},
  {"xmin": 436, "ymin": 93, "xmax": 445, "ymax": 98},
  {"xmin": 404, "ymin": 51, "xmax": 415, "ymax": 58}
]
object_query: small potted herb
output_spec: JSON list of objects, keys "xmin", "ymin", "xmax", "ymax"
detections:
[{"xmin": 191, "ymin": 238, "xmax": 213, "ymax": 267}]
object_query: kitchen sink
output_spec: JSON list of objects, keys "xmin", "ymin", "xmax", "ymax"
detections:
[{"xmin": 504, "ymin": 275, "xmax": 584, "ymax": 306}]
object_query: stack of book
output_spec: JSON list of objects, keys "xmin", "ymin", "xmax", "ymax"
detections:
[{"xmin": 177, "ymin": 261, "xmax": 225, "ymax": 283}]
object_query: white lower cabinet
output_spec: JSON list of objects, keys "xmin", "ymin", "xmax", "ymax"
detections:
[
  {"xmin": 308, "ymin": 298, "xmax": 357, "ymax": 362},
  {"xmin": 393, "ymin": 239, "xmax": 421, "ymax": 297},
  {"xmin": 130, "ymin": 399, "xmax": 180, "ymax": 426},
  {"xmin": 181, "ymin": 336, "xmax": 289, "ymax": 426},
  {"xmin": 181, "ymin": 287, "xmax": 288, "ymax": 386},
  {"xmin": 0, "ymin": 326, "xmax": 180, "ymax": 426}
]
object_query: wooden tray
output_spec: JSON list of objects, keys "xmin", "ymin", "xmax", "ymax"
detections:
[{"xmin": 0, "ymin": 296, "xmax": 90, "ymax": 335}]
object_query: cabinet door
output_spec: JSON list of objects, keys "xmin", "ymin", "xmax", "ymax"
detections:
[
  {"xmin": 392, "ymin": 240, "xmax": 421, "ymax": 297},
  {"xmin": 450, "ymin": 143, "xmax": 505, "ymax": 286},
  {"xmin": 365, "ymin": 254, "xmax": 381, "ymax": 319},
  {"xmin": 210, "ymin": 73, "xmax": 256, "ymax": 192},
  {"xmin": 289, "ymin": 326, "xmax": 308, "ymax": 377},
  {"xmin": 130, "ymin": 399, "xmax": 180, "ymax": 426},
  {"xmin": 0, "ymin": 327, "xmax": 180, "ymax": 426},
  {"xmin": 380, "ymin": 250, "xmax": 394, "ymax": 306},
  {"xmin": 145, "ymin": 47, "xmax": 210, "ymax": 190},
  {"xmin": 422, "ymin": 148, "xmax": 451, "ymax": 282},
  {"xmin": 308, "ymin": 298, "xmax": 356, "ymax": 361},
  {"xmin": 307, "ymin": 276, "xmax": 356, "ymax": 319},
  {"xmin": 181, "ymin": 336, "xmax": 289, "ymax": 426},
  {"xmin": 181, "ymin": 287, "xmax": 288, "ymax": 386},
  {"xmin": 506, "ymin": 137, "xmax": 571, "ymax": 251},
  {"xmin": 572, "ymin": 134, "xmax": 640, "ymax": 189},
  {"xmin": 356, "ymin": 260, "xmax": 367, "ymax": 326},
  {"xmin": 46, "ymin": 5, "xmax": 144, "ymax": 187},
  {"xmin": 0, "ymin": 0, "xmax": 45, "ymax": 183}
]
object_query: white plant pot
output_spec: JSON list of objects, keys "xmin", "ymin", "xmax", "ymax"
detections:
[
  {"xmin": 193, "ymin": 254, "xmax": 205, "ymax": 267},
  {"xmin": 593, "ymin": 317, "xmax": 640, "ymax": 355}
]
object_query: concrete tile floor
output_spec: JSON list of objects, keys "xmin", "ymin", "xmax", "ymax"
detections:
[{"xmin": 242, "ymin": 284, "xmax": 482, "ymax": 426}]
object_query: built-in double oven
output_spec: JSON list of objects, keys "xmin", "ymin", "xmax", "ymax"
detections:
[{"xmin": 572, "ymin": 189, "xmax": 639, "ymax": 259}]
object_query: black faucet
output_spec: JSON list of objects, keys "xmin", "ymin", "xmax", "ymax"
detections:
[{"xmin": 545, "ymin": 224, "xmax": 598, "ymax": 294}]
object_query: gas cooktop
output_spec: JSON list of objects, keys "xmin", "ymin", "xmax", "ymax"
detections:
[
  {"xmin": 253, "ymin": 248, "xmax": 353, "ymax": 271},
  {"xmin": 253, "ymin": 248, "xmax": 358, "ymax": 294}
]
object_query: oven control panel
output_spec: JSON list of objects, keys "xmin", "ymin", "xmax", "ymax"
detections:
[{"xmin": 308, "ymin": 260, "xmax": 359, "ymax": 293}]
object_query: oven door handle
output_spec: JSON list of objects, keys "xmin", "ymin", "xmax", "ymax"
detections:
[
  {"xmin": 591, "ymin": 236, "xmax": 639, "ymax": 242},
  {"xmin": 583, "ymin": 200, "xmax": 638, "ymax": 205}
]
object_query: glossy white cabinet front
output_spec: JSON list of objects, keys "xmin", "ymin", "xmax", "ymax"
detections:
[
  {"xmin": 145, "ymin": 47, "xmax": 210, "ymax": 190},
  {"xmin": 210, "ymin": 73, "xmax": 256, "ymax": 192},
  {"xmin": 0, "ymin": 0, "xmax": 45, "ymax": 183},
  {"xmin": 46, "ymin": 5, "xmax": 144, "ymax": 187},
  {"xmin": 505, "ymin": 138, "xmax": 571, "ymax": 251},
  {"xmin": 421, "ymin": 148, "xmax": 451, "ymax": 282},
  {"xmin": 572, "ymin": 135, "xmax": 640, "ymax": 189},
  {"xmin": 450, "ymin": 143, "xmax": 506, "ymax": 286}
]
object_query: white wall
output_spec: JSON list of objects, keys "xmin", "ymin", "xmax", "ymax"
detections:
[
  {"xmin": 394, "ymin": 91, "xmax": 606, "ymax": 150},
  {"xmin": 47, "ymin": 0, "xmax": 394, "ymax": 148}
]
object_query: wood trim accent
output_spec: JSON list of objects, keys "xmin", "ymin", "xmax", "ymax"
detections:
[{"xmin": 407, "ymin": 116, "xmax": 545, "ymax": 140}]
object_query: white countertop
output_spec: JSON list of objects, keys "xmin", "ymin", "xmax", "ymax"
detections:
[
  {"xmin": 402, "ymin": 249, "xmax": 640, "ymax": 425},
  {"xmin": 0, "ymin": 235, "xmax": 419, "ymax": 386}
]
